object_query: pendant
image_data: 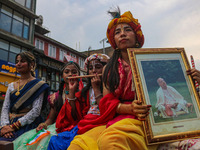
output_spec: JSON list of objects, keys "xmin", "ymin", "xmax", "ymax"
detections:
[
  {"xmin": 15, "ymin": 91, "xmax": 20, "ymax": 96},
  {"xmin": 65, "ymin": 90, "xmax": 69, "ymax": 95}
]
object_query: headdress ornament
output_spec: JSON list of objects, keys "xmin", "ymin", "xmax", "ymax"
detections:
[
  {"xmin": 106, "ymin": 8, "xmax": 144, "ymax": 49},
  {"xmin": 84, "ymin": 53, "xmax": 110, "ymax": 69}
]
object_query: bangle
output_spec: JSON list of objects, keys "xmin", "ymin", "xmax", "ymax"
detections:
[
  {"xmin": 116, "ymin": 103, "xmax": 122, "ymax": 113},
  {"xmin": 95, "ymin": 94, "xmax": 103, "ymax": 99},
  {"xmin": 10, "ymin": 121, "xmax": 21, "ymax": 130},
  {"xmin": 67, "ymin": 97, "xmax": 77, "ymax": 102}
]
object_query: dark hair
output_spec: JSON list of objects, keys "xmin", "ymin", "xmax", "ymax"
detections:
[
  {"xmin": 54, "ymin": 61, "xmax": 80, "ymax": 112},
  {"xmin": 81, "ymin": 59, "xmax": 107, "ymax": 100},
  {"xmin": 15, "ymin": 51, "xmax": 36, "ymax": 77},
  {"xmin": 103, "ymin": 50, "xmax": 121, "ymax": 93}
]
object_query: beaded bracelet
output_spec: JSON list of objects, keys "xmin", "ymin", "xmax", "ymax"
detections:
[
  {"xmin": 67, "ymin": 97, "xmax": 77, "ymax": 102},
  {"xmin": 95, "ymin": 94, "xmax": 103, "ymax": 99}
]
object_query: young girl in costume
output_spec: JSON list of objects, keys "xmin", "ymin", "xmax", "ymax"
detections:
[
  {"xmin": 47, "ymin": 53, "xmax": 109, "ymax": 150},
  {"xmin": 13, "ymin": 61, "xmax": 81, "ymax": 150},
  {"xmin": 0, "ymin": 51, "xmax": 50, "ymax": 141},
  {"xmin": 68, "ymin": 7, "xmax": 151, "ymax": 150}
]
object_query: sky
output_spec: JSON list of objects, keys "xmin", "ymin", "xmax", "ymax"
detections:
[{"xmin": 36, "ymin": 0, "xmax": 200, "ymax": 69}]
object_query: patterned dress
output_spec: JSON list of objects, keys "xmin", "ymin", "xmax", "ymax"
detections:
[
  {"xmin": 0, "ymin": 79, "xmax": 49, "ymax": 141},
  {"xmin": 13, "ymin": 92, "xmax": 59, "ymax": 150}
]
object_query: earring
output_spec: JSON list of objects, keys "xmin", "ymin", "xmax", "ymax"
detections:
[
  {"xmin": 115, "ymin": 47, "xmax": 120, "ymax": 52},
  {"xmin": 61, "ymin": 78, "xmax": 64, "ymax": 82},
  {"xmin": 31, "ymin": 67, "xmax": 35, "ymax": 76},
  {"xmin": 31, "ymin": 66, "xmax": 34, "ymax": 72},
  {"xmin": 135, "ymin": 42, "xmax": 140, "ymax": 48}
]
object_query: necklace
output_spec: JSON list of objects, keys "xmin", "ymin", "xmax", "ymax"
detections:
[
  {"xmin": 62, "ymin": 89, "xmax": 69, "ymax": 104},
  {"xmin": 65, "ymin": 90, "xmax": 69, "ymax": 95},
  {"xmin": 64, "ymin": 87, "xmax": 69, "ymax": 95},
  {"xmin": 15, "ymin": 79, "xmax": 29, "ymax": 96}
]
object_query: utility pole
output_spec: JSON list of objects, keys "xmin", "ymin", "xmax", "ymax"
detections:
[
  {"xmin": 87, "ymin": 46, "xmax": 91, "ymax": 57},
  {"xmin": 100, "ymin": 38, "xmax": 107, "ymax": 54}
]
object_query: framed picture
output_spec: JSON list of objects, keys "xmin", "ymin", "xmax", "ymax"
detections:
[{"xmin": 127, "ymin": 48, "xmax": 200, "ymax": 145}]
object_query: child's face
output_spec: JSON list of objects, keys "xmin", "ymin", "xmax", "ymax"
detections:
[
  {"xmin": 88, "ymin": 60, "xmax": 103, "ymax": 75},
  {"xmin": 62, "ymin": 64, "xmax": 79, "ymax": 83}
]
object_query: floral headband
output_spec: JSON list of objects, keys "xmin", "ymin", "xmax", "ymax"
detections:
[{"xmin": 84, "ymin": 53, "xmax": 110, "ymax": 69}]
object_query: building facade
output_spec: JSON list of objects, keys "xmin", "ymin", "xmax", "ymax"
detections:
[
  {"xmin": 82, "ymin": 46, "xmax": 114, "ymax": 58},
  {"xmin": 34, "ymin": 22, "xmax": 87, "ymax": 94},
  {"xmin": 0, "ymin": 0, "xmax": 87, "ymax": 100},
  {"xmin": 0, "ymin": 0, "xmax": 37, "ymax": 100}
]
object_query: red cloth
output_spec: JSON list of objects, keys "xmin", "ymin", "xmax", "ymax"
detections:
[
  {"xmin": 79, "ymin": 79, "xmax": 84, "ymax": 91},
  {"xmin": 77, "ymin": 92, "xmax": 119, "ymax": 134},
  {"xmin": 56, "ymin": 91, "xmax": 90, "ymax": 133},
  {"xmin": 77, "ymin": 59, "xmax": 136, "ymax": 134}
]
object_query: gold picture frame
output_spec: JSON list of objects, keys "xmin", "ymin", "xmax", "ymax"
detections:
[{"xmin": 127, "ymin": 48, "xmax": 200, "ymax": 145}]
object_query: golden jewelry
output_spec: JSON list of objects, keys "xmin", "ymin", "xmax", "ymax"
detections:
[
  {"xmin": 15, "ymin": 80, "xmax": 28, "ymax": 96},
  {"xmin": 135, "ymin": 41, "xmax": 140, "ymax": 48},
  {"xmin": 116, "ymin": 103, "xmax": 122, "ymax": 113}
]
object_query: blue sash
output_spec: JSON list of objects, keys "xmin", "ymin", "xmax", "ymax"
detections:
[
  {"xmin": 47, "ymin": 125, "xmax": 79, "ymax": 150},
  {"xmin": 10, "ymin": 78, "xmax": 50, "ymax": 113},
  {"xmin": 0, "ymin": 79, "xmax": 50, "ymax": 141}
]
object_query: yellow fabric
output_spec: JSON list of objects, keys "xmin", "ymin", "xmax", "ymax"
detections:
[
  {"xmin": 68, "ymin": 118, "xmax": 148, "ymax": 150},
  {"xmin": 107, "ymin": 11, "xmax": 139, "ymax": 31}
]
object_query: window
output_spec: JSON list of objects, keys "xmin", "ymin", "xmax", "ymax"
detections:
[
  {"xmin": 48, "ymin": 44, "xmax": 56, "ymax": 58},
  {"xmin": 15, "ymin": 0, "xmax": 25, "ymax": 6},
  {"xmin": 12, "ymin": 19, "xmax": 23, "ymax": 37},
  {"xmin": 0, "ymin": 5, "xmax": 12, "ymax": 32},
  {"xmin": 0, "ymin": 4, "xmax": 30, "ymax": 40},
  {"xmin": 59, "ymin": 49, "xmax": 65, "ymax": 61},
  {"xmin": 0, "ymin": 39, "xmax": 9, "ymax": 61},
  {"xmin": 79, "ymin": 57, "xmax": 85, "ymax": 69},
  {"xmin": 10, "ymin": 43, "xmax": 21, "ymax": 53},
  {"xmin": 23, "ymin": 17, "xmax": 30, "ymax": 39},
  {"xmin": 51, "ymin": 82, "xmax": 56, "ymax": 90},
  {"xmin": 70, "ymin": 53, "xmax": 76, "ymax": 58},
  {"xmin": 0, "ymin": 38, "xmax": 27, "ymax": 63},
  {"xmin": 15, "ymin": 0, "xmax": 32, "ymax": 9},
  {"xmin": 70, "ymin": 53, "xmax": 77, "ymax": 62},
  {"xmin": 26, "ymin": 0, "xmax": 32, "ymax": 9},
  {"xmin": 56, "ymin": 72, "xmax": 59, "ymax": 82},
  {"xmin": 51, "ymin": 71, "xmax": 55, "ymax": 80},
  {"xmin": 41, "ymin": 68, "xmax": 59, "ymax": 91},
  {"xmin": 9, "ymin": 44, "xmax": 21, "ymax": 63},
  {"xmin": 42, "ymin": 68, "xmax": 46, "ymax": 77},
  {"xmin": 35, "ymin": 38, "xmax": 44, "ymax": 50},
  {"xmin": 0, "ymin": 39, "xmax": 9, "ymax": 50}
]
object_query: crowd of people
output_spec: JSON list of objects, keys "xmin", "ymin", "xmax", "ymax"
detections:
[{"xmin": 1, "ymin": 6, "xmax": 200, "ymax": 150}]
